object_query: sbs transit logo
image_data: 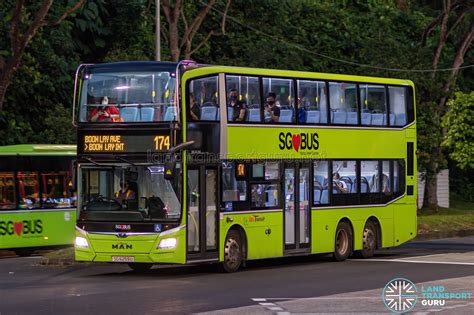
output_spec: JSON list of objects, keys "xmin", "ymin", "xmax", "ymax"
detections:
[
  {"xmin": 278, "ymin": 132, "xmax": 319, "ymax": 153},
  {"xmin": 382, "ymin": 278, "xmax": 418, "ymax": 313}
]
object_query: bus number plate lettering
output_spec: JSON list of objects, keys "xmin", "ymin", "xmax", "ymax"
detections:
[{"xmin": 112, "ymin": 256, "xmax": 135, "ymax": 262}]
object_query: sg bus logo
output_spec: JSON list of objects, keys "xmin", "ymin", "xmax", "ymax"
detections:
[
  {"xmin": 278, "ymin": 132, "xmax": 319, "ymax": 152},
  {"xmin": 0, "ymin": 220, "xmax": 43, "ymax": 237}
]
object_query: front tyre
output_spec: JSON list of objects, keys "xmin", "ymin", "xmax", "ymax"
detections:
[
  {"xmin": 333, "ymin": 221, "xmax": 353, "ymax": 261},
  {"xmin": 221, "ymin": 230, "xmax": 243, "ymax": 273},
  {"xmin": 128, "ymin": 263, "xmax": 153, "ymax": 272}
]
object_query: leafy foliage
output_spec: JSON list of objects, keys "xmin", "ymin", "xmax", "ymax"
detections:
[{"xmin": 442, "ymin": 92, "xmax": 474, "ymax": 170}]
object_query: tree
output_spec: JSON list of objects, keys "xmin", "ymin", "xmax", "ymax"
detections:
[
  {"xmin": 418, "ymin": 0, "xmax": 473, "ymax": 209},
  {"xmin": 161, "ymin": 0, "xmax": 231, "ymax": 61},
  {"xmin": 0, "ymin": 0, "xmax": 84, "ymax": 110},
  {"xmin": 442, "ymin": 92, "xmax": 474, "ymax": 170}
]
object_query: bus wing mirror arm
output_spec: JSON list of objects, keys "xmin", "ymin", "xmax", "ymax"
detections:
[{"xmin": 164, "ymin": 140, "xmax": 194, "ymax": 180}]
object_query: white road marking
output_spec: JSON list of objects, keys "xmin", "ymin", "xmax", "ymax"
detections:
[{"xmin": 348, "ymin": 258, "xmax": 474, "ymax": 266}]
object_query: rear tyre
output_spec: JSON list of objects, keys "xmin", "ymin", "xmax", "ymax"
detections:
[
  {"xmin": 221, "ymin": 230, "xmax": 243, "ymax": 273},
  {"xmin": 333, "ymin": 221, "xmax": 353, "ymax": 261},
  {"xmin": 359, "ymin": 221, "xmax": 377, "ymax": 258},
  {"xmin": 128, "ymin": 263, "xmax": 153, "ymax": 272},
  {"xmin": 14, "ymin": 249, "xmax": 34, "ymax": 257}
]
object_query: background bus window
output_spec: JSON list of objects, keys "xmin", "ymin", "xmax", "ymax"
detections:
[
  {"xmin": 265, "ymin": 162, "xmax": 279, "ymax": 180},
  {"xmin": 332, "ymin": 160, "xmax": 357, "ymax": 194},
  {"xmin": 222, "ymin": 163, "xmax": 247, "ymax": 211},
  {"xmin": 389, "ymin": 86, "xmax": 407, "ymax": 126},
  {"xmin": 17, "ymin": 172, "xmax": 40, "ymax": 209},
  {"xmin": 0, "ymin": 172, "xmax": 16, "ymax": 210},
  {"xmin": 329, "ymin": 82, "xmax": 358, "ymax": 125},
  {"xmin": 297, "ymin": 80, "xmax": 328, "ymax": 124},
  {"xmin": 313, "ymin": 160, "xmax": 329, "ymax": 205},
  {"xmin": 360, "ymin": 84, "xmax": 387, "ymax": 126},
  {"xmin": 188, "ymin": 76, "xmax": 219, "ymax": 121},
  {"xmin": 226, "ymin": 75, "xmax": 260, "ymax": 122},
  {"xmin": 251, "ymin": 183, "xmax": 279, "ymax": 208},
  {"xmin": 263, "ymin": 78, "xmax": 294, "ymax": 123},
  {"xmin": 42, "ymin": 172, "xmax": 72, "ymax": 209}
]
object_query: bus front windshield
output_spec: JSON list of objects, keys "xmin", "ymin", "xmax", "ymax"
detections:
[
  {"xmin": 79, "ymin": 165, "xmax": 181, "ymax": 222},
  {"xmin": 79, "ymin": 71, "xmax": 177, "ymax": 123}
]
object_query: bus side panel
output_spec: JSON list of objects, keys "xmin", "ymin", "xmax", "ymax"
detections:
[
  {"xmin": 311, "ymin": 207, "xmax": 394, "ymax": 254},
  {"xmin": 0, "ymin": 210, "xmax": 76, "ymax": 249},
  {"xmin": 393, "ymin": 203, "xmax": 417, "ymax": 246},
  {"xmin": 220, "ymin": 212, "xmax": 283, "ymax": 261}
]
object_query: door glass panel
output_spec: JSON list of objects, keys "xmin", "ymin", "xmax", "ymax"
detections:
[
  {"xmin": 284, "ymin": 168, "xmax": 295, "ymax": 245},
  {"xmin": 187, "ymin": 169, "xmax": 200, "ymax": 252},
  {"xmin": 205, "ymin": 169, "xmax": 217, "ymax": 250},
  {"xmin": 299, "ymin": 167, "xmax": 310, "ymax": 244}
]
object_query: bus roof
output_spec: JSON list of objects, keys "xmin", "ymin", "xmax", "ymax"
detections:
[
  {"xmin": 185, "ymin": 65, "xmax": 415, "ymax": 87},
  {"xmin": 85, "ymin": 61, "xmax": 178, "ymax": 73},
  {"xmin": 0, "ymin": 144, "xmax": 76, "ymax": 156}
]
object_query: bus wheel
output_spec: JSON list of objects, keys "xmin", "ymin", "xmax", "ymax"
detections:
[
  {"xmin": 128, "ymin": 263, "xmax": 153, "ymax": 272},
  {"xmin": 359, "ymin": 221, "xmax": 377, "ymax": 258},
  {"xmin": 14, "ymin": 249, "xmax": 34, "ymax": 257},
  {"xmin": 221, "ymin": 230, "xmax": 242, "ymax": 273},
  {"xmin": 333, "ymin": 221, "xmax": 352, "ymax": 261}
]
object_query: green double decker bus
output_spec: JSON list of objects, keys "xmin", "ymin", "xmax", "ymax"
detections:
[
  {"xmin": 0, "ymin": 144, "xmax": 76, "ymax": 256},
  {"xmin": 73, "ymin": 61, "xmax": 416, "ymax": 272}
]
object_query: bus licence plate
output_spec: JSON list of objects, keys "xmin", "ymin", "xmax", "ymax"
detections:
[{"xmin": 112, "ymin": 256, "xmax": 134, "ymax": 262}]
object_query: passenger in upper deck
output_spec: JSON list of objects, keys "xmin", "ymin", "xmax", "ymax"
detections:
[
  {"xmin": 189, "ymin": 93, "xmax": 201, "ymax": 121},
  {"xmin": 89, "ymin": 96, "xmax": 121, "ymax": 122},
  {"xmin": 228, "ymin": 89, "xmax": 246, "ymax": 121},
  {"xmin": 264, "ymin": 92, "xmax": 280, "ymax": 123}
]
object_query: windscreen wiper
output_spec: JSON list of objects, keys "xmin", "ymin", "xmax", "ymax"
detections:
[
  {"xmin": 115, "ymin": 156, "xmax": 136, "ymax": 166},
  {"xmin": 84, "ymin": 157, "xmax": 106, "ymax": 166}
]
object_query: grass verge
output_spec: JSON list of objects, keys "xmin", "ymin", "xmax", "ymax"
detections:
[{"xmin": 418, "ymin": 194, "xmax": 474, "ymax": 234}]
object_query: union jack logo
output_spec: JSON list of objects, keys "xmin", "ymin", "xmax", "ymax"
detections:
[{"xmin": 382, "ymin": 278, "xmax": 418, "ymax": 313}]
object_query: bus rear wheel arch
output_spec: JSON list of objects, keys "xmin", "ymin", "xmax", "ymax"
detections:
[
  {"xmin": 333, "ymin": 220, "xmax": 353, "ymax": 261},
  {"xmin": 221, "ymin": 227, "xmax": 247, "ymax": 273}
]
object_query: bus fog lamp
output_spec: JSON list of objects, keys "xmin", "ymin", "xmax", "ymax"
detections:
[
  {"xmin": 158, "ymin": 238, "xmax": 177, "ymax": 249},
  {"xmin": 75, "ymin": 236, "xmax": 89, "ymax": 248}
]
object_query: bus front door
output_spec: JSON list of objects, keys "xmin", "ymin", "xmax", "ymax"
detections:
[
  {"xmin": 284, "ymin": 163, "xmax": 311, "ymax": 253},
  {"xmin": 186, "ymin": 166, "xmax": 219, "ymax": 262}
]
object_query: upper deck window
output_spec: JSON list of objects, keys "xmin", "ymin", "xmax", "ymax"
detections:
[
  {"xmin": 188, "ymin": 76, "xmax": 219, "ymax": 121},
  {"xmin": 79, "ymin": 71, "xmax": 176, "ymax": 123},
  {"xmin": 329, "ymin": 82, "xmax": 358, "ymax": 125},
  {"xmin": 360, "ymin": 84, "xmax": 387, "ymax": 126}
]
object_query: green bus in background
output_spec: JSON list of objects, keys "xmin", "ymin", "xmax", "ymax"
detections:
[
  {"xmin": 73, "ymin": 61, "xmax": 416, "ymax": 272},
  {"xmin": 0, "ymin": 144, "xmax": 76, "ymax": 256}
]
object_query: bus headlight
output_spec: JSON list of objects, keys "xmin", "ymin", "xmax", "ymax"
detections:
[
  {"xmin": 75, "ymin": 236, "xmax": 89, "ymax": 249},
  {"xmin": 158, "ymin": 238, "xmax": 177, "ymax": 249}
]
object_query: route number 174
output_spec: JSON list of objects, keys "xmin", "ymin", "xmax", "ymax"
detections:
[{"xmin": 154, "ymin": 135, "xmax": 170, "ymax": 151}]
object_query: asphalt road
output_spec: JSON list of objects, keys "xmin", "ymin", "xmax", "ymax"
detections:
[{"xmin": 0, "ymin": 237, "xmax": 473, "ymax": 315}]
